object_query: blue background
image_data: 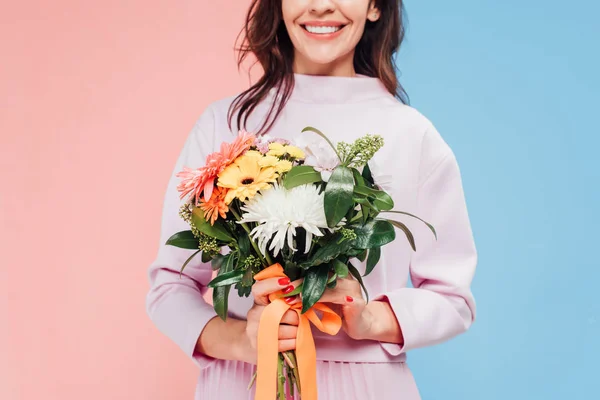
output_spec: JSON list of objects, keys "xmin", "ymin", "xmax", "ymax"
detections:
[{"xmin": 398, "ymin": 0, "xmax": 600, "ymax": 398}]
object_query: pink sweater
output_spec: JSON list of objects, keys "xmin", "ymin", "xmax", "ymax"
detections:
[{"xmin": 145, "ymin": 72, "xmax": 477, "ymax": 368}]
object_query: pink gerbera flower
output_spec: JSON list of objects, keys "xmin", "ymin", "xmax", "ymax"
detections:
[{"xmin": 176, "ymin": 129, "xmax": 256, "ymax": 205}]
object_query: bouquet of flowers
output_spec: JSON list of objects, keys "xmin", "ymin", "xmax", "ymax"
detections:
[{"xmin": 167, "ymin": 126, "xmax": 436, "ymax": 400}]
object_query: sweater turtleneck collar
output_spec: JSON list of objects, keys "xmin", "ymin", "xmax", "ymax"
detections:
[{"xmin": 267, "ymin": 72, "xmax": 393, "ymax": 104}]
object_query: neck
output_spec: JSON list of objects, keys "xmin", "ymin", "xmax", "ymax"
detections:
[
  {"xmin": 292, "ymin": 51, "xmax": 357, "ymax": 77},
  {"xmin": 280, "ymin": 72, "xmax": 393, "ymax": 104}
]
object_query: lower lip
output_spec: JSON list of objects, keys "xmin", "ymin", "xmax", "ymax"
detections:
[{"xmin": 301, "ymin": 25, "xmax": 345, "ymax": 40}]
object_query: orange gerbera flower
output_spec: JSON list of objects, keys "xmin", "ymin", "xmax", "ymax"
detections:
[
  {"xmin": 199, "ymin": 186, "xmax": 229, "ymax": 225},
  {"xmin": 176, "ymin": 129, "xmax": 256, "ymax": 206}
]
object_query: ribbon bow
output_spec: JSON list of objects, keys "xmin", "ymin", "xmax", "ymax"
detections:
[{"xmin": 253, "ymin": 263, "xmax": 342, "ymax": 400}]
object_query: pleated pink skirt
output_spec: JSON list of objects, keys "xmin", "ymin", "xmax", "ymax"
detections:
[{"xmin": 195, "ymin": 359, "xmax": 421, "ymax": 400}]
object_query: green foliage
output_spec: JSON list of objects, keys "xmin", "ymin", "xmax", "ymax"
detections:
[
  {"xmin": 336, "ymin": 135, "xmax": 384, "ymax": 168},
  {"xmin": 352, "ymin": 220, "xmax": 396, "ymax": 249},
  {"xmin": 365, "ymin": 246, "xmax": 381, "ymax": 277},
  {"xmin": 298, "ymin": 233, "xmax": 354, "ymax": 268},
  {"xmin": 301, "ymin": 266, "xmax": 330, "ymax": 313},
  {"xmin": 333, "ymin": 259, "xmax": 349, "ymax": 278},
  {"xmin": 212, "ymin": 252, "xmax": 236, "ymax": 321},
  {"xmin": 347, "ymin": 261, "xmax": 369, "ymax": 302},
  {"xmin": 324, "ymin": 166, "xmax": 354, "ymax": 228},
  {"xmin": 165, "ymin": 230, "xmax": 199, "ymax": 249},
  {"xmin": 191, "ymin": 208, "xmax": 234, "ymax": 242},
  {"xmin": 283, "ymin": 165, "xmax": 322, "ymax": 189}
]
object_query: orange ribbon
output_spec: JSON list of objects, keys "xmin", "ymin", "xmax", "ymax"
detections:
[{"xmin": 253, "ymin": 263, "xmax": 342, "ymax": 400}]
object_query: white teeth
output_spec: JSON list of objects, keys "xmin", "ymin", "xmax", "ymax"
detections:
[{"xmin": 304, "ymin": 25, "xmax": 342, "ymax": 34}]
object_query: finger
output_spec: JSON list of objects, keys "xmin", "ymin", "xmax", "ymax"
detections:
[
  {"xmin": 280, "ymin": 308, "xmax": 300, "ymax": 326},
  {"xmin": 319, "ymin": 287, "xmax": 364, "ymax": 306},
  {"xmin": 278, "ymin": 339, "xmax": 296, "ymax": 352},
  {"xmin": 283, "ymin": 294, "xmax": 301, "ymax": 306},
  {"xmin": 278, "ymin": 324, "xmax": 298, "ymax": 340},
  {"xmin": 252, "ymin": 276, "xmax": 293, "ymax": 305},
  {"xmin": 335, "ymin": 275, "xmax": 359, "ymax": 286}
]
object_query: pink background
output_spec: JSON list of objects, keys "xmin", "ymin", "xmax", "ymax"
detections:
[{"xmin": 1, "ymin": 1, "xmax": 256, "ymax": 399}]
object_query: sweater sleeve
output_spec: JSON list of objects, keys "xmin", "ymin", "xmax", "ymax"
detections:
[
  {"xmin": 145, "ymin": 104, "xmax": 219, "ymax": 368},
  {"xmin": 373, "ymin": 122, "xmax": 478, "ymax": 356}
]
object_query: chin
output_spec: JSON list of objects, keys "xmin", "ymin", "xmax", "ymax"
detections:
[
  {"xmin": 299, "ymin": 49, "xmax": 345, "ymax": 66},
  {"xmin": 304, "ymin": 56, "xmax": 340, "ymax": 65}
]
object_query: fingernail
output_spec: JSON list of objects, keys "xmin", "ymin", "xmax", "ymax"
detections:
[
  {"xmin": 278, "ymin": 277, "xmax": 290, "ymax": 286},
  {"xmin": 285, "ymin": 296, "xmax": 296, "ymax": 304},
  {"xmin": 283, "ymin": 285, "xmax": 294, "ymax": 294},
  {"xmin": 346, "ymin": 296, "xmax": 354, "ymax": 303}
]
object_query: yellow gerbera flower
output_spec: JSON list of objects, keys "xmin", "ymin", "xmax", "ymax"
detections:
[
  {"xmin": 217, "ymin": 153, "xmax": 277, "ymax": 204},
  {"xmin": 266, "ymin": 142, "xmax": 287, "ymax": 157},
  {"xmin": 244, "ymin": 150, "xmax": 264, "ymax": 159},
  {"xmin": 258, "ymin": 155, "xmax": 280, "ymax": 168},
  {"xmin": 285, "ymin": 145, "xmax": 305, "ymax": 159},
  {"xmin": 266, "ymin": 142, "xmax": 305, "ymax": 160},
  {"xmin": 274, "ymin": 160, "xmax": 293, "ymax": 173}
]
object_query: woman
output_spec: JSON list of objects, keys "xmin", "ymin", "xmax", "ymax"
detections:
[{"xmin": 145, "ymin": 0, "xmax": 477, "ymax": 399}]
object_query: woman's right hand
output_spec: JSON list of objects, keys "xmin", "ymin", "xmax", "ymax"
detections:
[{"xmin": 237, "ymin": 276, "xmax": 303, "ymax": 365}]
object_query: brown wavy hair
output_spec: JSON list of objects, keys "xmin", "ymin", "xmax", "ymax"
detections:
[{"xmin": 227, "ymin": 0, "xmax": 409, "ymax": 136}]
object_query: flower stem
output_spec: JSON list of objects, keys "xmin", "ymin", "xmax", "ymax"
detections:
[
  {"xmin": 247, "ymin": 368, "xmax": 257, "ymax": 390},
  {"xmin": 230, "ymin": 207, "xmax": 274, "ymax": 267},
  {"xmin": 288, "ymin": 351, "xmax": 301, "ymax": 394},
  {"xmin": 277, "ymin": 353, "xmax": 286, "ymax": 400}
]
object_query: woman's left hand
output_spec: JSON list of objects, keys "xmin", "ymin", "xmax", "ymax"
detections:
[{"xmin": 317, "ymin": 276, "xmax": 374, "ymax": 340}]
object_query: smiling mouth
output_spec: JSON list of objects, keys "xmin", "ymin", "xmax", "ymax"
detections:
[{"xmin": 301, "ymin": 24, "xmax": 347, "ymax": 34}]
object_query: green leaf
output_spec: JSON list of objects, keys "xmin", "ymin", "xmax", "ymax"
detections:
[
  {"xmin": 347, "ymin": 261, "xmax": 369, "ymax": 302},
  {"xmin": 283, "ymin": 165, "xmax": 322, "ymax": 190},
  {"xmin": 346, "ymin": 248, "xmax": 363, "ymax": 257},
  {"xmin": 352, "ymin": 168, "xmax": 365, "ymax": 187},
  {"xmin": 213, "ymin": 286, "xmax": 230, "ymax": 321},
  {"xmin": 353, "ymin": 185, "xmax": 394, "ymax": 211},
  {"xmin": 207, "ymin": 269, "xmax": 244, "ymax": 288},
  {"xmin": 298, "ymin": 233, "xmax": 354, "ymax": 268},
  {"xmin": 301, "ymin": 266, "xmax": 330, "ymax": 313},
  {"xmin": 211, "ymin": 253, "xmax": 225, "ymax": 270},
  {"xmin": 324, "ymin": 166, "xmax": 355, "ymax": 228},
  {"xmin": 178, "ymin": 249, "xmax": 201, "ymax": 277},
  {"xmin": 201, "ymin": 251, "xmax": 213, "ymax": 263},
  {"xmin": 166, "ymin": 230, "xmax": 199, "ymax": 249},
  {"xmin": 235, "ymin": 268, "xmax": 254, "ymax": 298},
  {"xmin": 352, "ymin": 220, "xmax": 396, "ymax": 249},
  {"xmin": 365, "ymin": 246, "xmax": 381, "ymax": 277},
  {"xmin": 283, "ymin": 261, "xmax": 302, "ymax": 282},
  {"xmin": 238, "ymin": 233, "xmax": 251, "ymax": 256},
  {"xmin": 191, "ymin": 208, "xmax": 234, "ymax": 242},
  {"xmin": 301, "ymin": 126, "xmax": 342, "ymax": 161},
  {"xmin": 333, "ymin": 259, "xmax": 349, "ymax": 278},
  {"xmin": 362, "ymin": 163, "xmax": 375, "ymax": 187},
  {"xmin": 356, "ymin": 249, "xmax": 368, "ymax": 262},
  {"xmin": 327, "ymin": 273, "xmax": 338, "ymax": 289},
  {"xmin": 387, "ymin": 219, "xmax": 416, "ymax": 251},
  {"xmin": 235, "ymin": 282, "xmax": 252, "ymax": 297},
  {"xmin": 353, "ymin": 196, "xmax": 379, "ymax": 220},
  {"xmin": 381, "ymin": 210, "xmax": 437, "ymax": 240},
  {"xmin": 212, "ymin": 253, "xmax": 236, "ymax": 320}
]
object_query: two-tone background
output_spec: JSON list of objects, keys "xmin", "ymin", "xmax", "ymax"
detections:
[{"xmin": 1, "ymin": 1, "xmax": 598, "ymax": 399}]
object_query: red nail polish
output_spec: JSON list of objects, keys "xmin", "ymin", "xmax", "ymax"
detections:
[
  {"xmin": 346, "ymin": 296, "xmax": 354, "ymax": 303},
  {"xmin": 283, "ymin": 285, "xmax": 294, "ymax": 294},
  {"xmin": 278, "ymin": 277, "xmax": 290, "ymax": 286},
  {"xmin": 285, "ymin": 296, "xmax": 296, "ymax": 304}
]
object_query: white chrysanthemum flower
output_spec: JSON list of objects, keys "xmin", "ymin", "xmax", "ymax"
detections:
[{"xmin": 238, "ymin": 183, "xmax": 329, "ymax": 257}]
